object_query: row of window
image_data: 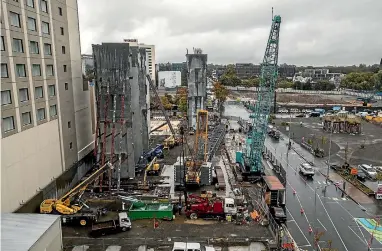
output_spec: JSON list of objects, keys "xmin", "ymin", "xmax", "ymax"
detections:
[
  {"xmin": 1, "ymin": 63, "xmax": 58, "ymax": 78},
  {"xmin": 1, "ymin": 36, "xmax": 60, "ymax": 55},
  {"xmin": 12, "ymin": 0, "xmax": 63, "ymax": 17},
  {"xmin": 1, "ymin": 85, "xmax": 56, "ymax": 105},
  {"xmin": 3, "ymin": 104, "xmax": 57, "ymax": 132}
]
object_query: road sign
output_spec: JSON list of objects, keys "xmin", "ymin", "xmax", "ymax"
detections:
[{"xmin": 350, "ymin": 168, "xmax": 358, "ymax": 175}]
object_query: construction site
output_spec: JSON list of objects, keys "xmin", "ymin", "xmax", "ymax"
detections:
[{"xmin": 30, "ymin": 14, "xmax": 296, "ymax": 251}]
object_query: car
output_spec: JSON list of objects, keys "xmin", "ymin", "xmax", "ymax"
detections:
[
  {"xmin": 358, "ymin": 164, "xmax": 377, "ymax": 179},
  {"xmin": 296, "ymin": 113, "xmax": 305, "ymax": 118},
  {"xmin": 299, "ymin": 163, "xmax": 315, "ymax": 177},
  {"xmin": 270, "ymin": 206, "xmax": 287, "ymax": 223},
  {"xmin": 356, "ymin": 169, "xmax": 367, "ymax": 182}
]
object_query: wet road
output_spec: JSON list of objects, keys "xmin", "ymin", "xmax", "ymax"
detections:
[{"xmin": 265, "ymin": 136, "xmax": 382, "ymax": 251}]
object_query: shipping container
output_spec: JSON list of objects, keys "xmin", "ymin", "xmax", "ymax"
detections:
[{"xmin": 128, "ymin": 202, "xmax": 173, "ymax": 220}]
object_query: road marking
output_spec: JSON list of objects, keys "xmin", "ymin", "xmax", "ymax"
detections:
[
  {"xmin": 317, "ymin": 219, "xmax": 327, "ymax": 231},
  {"xmin": 316, "ymin": 191, "xmax": 350, "ymax": 251},
  {"xmin": 106, "ymin": 246, "xmax": 122, "ymax": 251},
  {"xmin": 286, "ymin": 207, "xmax": 311, "ymax": 246},
  {"xmin": 348, "ymin": 226, "xmax": 368, "ymax": 245},
  {"xmin": 72, "ymin": 246, "xmax": 90, "ymax": 251}
]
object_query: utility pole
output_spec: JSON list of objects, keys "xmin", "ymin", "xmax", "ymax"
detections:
[{"xmin": 326, "ymin": 121, "xmax": 333, "ymax": 184}]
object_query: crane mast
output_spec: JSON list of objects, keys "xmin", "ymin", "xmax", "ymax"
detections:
[{"xmin": 247, "ymin": 15, "xmax": 281, "ymax": 175}]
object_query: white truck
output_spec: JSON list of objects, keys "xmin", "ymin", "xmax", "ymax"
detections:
[{"xmin": 90, "ymin": 212, "xmax": 131, "ymax": 237}]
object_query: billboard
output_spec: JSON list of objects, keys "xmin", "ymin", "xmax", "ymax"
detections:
[{"xmin": 158, "ymin": 71, "xmax": 181, "ymax": 89}]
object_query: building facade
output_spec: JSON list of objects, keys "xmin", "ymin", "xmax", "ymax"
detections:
[
  {"xmin": 81, "ymin": 53, "xmax": 93, "ymax": 75},
  {"xmin": 123, "ymin": 39, "xmax": 156, "ymax": 84},
  {"xmin": 1, "ymin": 0, "xmax": 95, "ymax": 212},
  {"xmin": 158, "ymin": 62, "xmax": 187, "ymax": 86}
]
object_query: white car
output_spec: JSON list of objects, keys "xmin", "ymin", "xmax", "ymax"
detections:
[
  {"xmin": 172, "ymin": 242, "xmax": 215, "ymax": 251},
  {"xmin": 358, "ymin": 164, "xmax": 377, "ymax": 179},
  {"xmin": 299, "ymin": 163, "xmax": 315, "ymax": 177}
]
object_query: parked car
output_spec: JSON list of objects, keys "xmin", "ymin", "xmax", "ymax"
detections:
[
  {"xmin": 356, "ymin": 169, "xmax": 367, "ymax": 182},
  {"xmin": 358, "ymin": 164, "xmax": 377, "ymax": 179},
  {"xmin": 296, "ymin": 113, "xmax": 305, "ymax": 118},
  {"xmin": 299, "ymin": 163, "xmax": 315, "ymax": 178}
]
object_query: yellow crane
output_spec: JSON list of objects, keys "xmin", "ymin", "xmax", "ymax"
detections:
[{"xmin": 40, "ymin": 162, "xmax": 114, "ymax": 215}]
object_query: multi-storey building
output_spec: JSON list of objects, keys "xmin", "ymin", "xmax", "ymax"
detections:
[
  {"xmin": 278, "ymin": 64, "xmax": 296, "ymax": 78},
  {"xmin": 158, "ymin": 62, "xmax": 187, "ymax": 86},
  {"xmin": 1, "ymin": 0, "xmax": 95, "ymax": 212},
  {"xmin": 123, "ymin": 39, "xmax": 156, "ymax": 83},
  {"xmin": 81, "ymin": 54, "xmax": 93, "ymax": 75}
]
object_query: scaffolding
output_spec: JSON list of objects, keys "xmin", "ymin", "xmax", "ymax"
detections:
[{"xmin": 323, "ymin": 114, "xmax": 362, "ymax": 134}]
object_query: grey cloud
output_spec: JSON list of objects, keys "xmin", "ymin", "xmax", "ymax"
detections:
[{"xmin": 79, "ymin": 0, "xmax": 382, "ymax": 65}]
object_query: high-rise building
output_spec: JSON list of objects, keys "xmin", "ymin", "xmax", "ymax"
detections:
[
  {"xmin": 1, "ymin": 0, "xmax": 95, "ymax": 212},
  {"xmin": 123, "ymin": 39, "xmax": 156, "ymax": 83},
  {"xmin": 81, "ymin": 54, "xmax": 94, "ymax": 75}
]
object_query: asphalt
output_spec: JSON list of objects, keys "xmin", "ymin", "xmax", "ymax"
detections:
[{"xmin": 264, "ymin": 136, "xmax": 382, "ymax": 251}]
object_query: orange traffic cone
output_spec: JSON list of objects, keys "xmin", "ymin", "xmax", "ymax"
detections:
[
  {"xmin": 300, "ymin": 208, "xmax": 304, "ymax": 214},
  {"xmin": 308, "ymin": 226, "xmax": 313, "ymax": 234}
]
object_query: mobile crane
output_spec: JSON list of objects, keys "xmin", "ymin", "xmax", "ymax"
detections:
[
  {"xmin": 237, "ymin": 14, "xmax": 282, "ymax": 179},
  {"xmin": 40, "ymin": 162, "xmax": 114, "ymax": 226}
]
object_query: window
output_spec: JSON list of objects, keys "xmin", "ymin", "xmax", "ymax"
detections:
[
  {"xmin": 1, "ymin": 90, "xmax": 12, "ymax": 105},
  {"xmin": 27, "ymin": 0, "xmax": 34, "ymax": 8},
  {"xmin": 61, "ymin": 46, "xmax": 66, "ymax": 54},
  {"xmin": 1, "ymin": 36, "xmax": 5, "ymax": 51},
  {"xmin": 58, "ymin": 7, "xmax": 62, "ymax": 16},
  {"xmin": 3, "ymin": 116, "xmax": 15, "ymax": 132},
  {"xmin": 63, "ymin": 65, "xmax": 67, "ymax": 72},
  {"xmin": 10, "ymin": 12, "xmax": 21, "ymax": 27},
  {"xmin": 48, "ymin": 85, "xmax": 56, "ymax": 96},
  {"xmin": 50, "ymin": 104, "xmax": 57, "ymax": 117},
  {"xmin": 65, "ymin": 82, "xmax": 68, "ymax": 90},
  {"xmin": 12, "ymin": 38, "xmax": 24, "ymax": 53},
  {"xmin": 29, "ymin": 41, "xmax": 39, "ymax": 54},
  {"xmin": 27, "ymin": 17, "xmax": 37, "ymax": 31},
  {"xmin": 32, "ymin": 64, "xmax": 41, "ymax": 76},
  {"xmin": 69, "ymin": 142, "xmax": 73, "ymax": 149},
  {"xmin": 60, "ymin": 27, "xmax": 64, "ymax": 35},
  {"xmin": 22, "ymin": 112, "xmax": 32, "ymax": 125},
  {"xmin": 46, "ymin": 64, "xmax": 54, "ymax": 76},
  {"xmin": 41, "ymin": 22, "xmax": 50, "ymax": 34},
  {"xmin": 68, "ymin": 121, "xmax": 71, "ymax": 128},
  {"xmin": 19, "ymin": 88, "xmax": 29, "ymax": 102},
  {"xmin": 40, "ymin": 0, "xmax": 48, "ymax": 13},
  {"xmin": 15, "ymin": 64, "xmax": 26, "ymax": 77},
  {"xmin": 37, "ymin": 108, "xmax": 45, "ymax": 121},
  {"xmin": 1, "ymin": 64, "xmax": 8, "ymax": 78},
  {"xmin": 35, "ymin": 86, "xmax": 43, "ymax": 98},
  {"xmin": 44, "ymin": 43, "xmax": 51, "ymax": 55}
]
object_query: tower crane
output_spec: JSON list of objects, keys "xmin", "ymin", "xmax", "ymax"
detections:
[{"xmin": 237, "ymin": 14, "xmax": 282, "ymax": 179}]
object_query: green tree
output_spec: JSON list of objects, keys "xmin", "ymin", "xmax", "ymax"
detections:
[
  {"xmin": 340, "ymin": 72, "xmax": 375, "ymax": 90},
  {"xmin": 278, "ymin": 80, "xmax": 294, "ymax": 89},
  {"xmin": 160, "ymin": 96, "xmax": 172, "ymax": 110},
  {"xmin": 220, "ymin": 65, "xmax": 242, "ymax": 86},
  {"xmin": 373, "ymin": 70, "xmax": 382, "ymax": 91},
  {"xmin": 178, "ymin": 96, "xmax": 187, "ymax": 113},
  {"xmin": 213, "ymin": 82, "xmax": 229, "ymax": 116}
]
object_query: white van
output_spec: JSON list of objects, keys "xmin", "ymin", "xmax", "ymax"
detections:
[{"xmin": 172, "ymin": 242, "xmax": 215, "ymax": 251}]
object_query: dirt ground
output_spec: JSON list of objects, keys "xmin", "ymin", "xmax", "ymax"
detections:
[
  {"xmin": 274, "ymin": 117, "xmax": 382, "ymax": 166},
  {"xmin": 62, "ymin": 215, "xmax": 273, "ymax": 251}
]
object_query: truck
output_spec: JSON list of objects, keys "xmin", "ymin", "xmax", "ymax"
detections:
[
  {"xmin": 263, "ymin": 176, "xmax": 286, "ymax": 224},
  {"xmin": 172, "ymin": 242, "xmax": 216, "ymax": 251},
  {"xmin": 185, "ymin": 197, "xmax": 237, "ymax": 220},
  {"xmin": 90, "ymin": 212, "xmax": 131, "ymax": 237}
]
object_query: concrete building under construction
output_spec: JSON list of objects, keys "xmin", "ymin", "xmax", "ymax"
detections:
[
  {"xmin": 187, "ymin": 48, "xmax": 208, "ymax": 129},
  {"xmin": 92, "ymin": 43, "xmax": 150, "ymax": 189}
]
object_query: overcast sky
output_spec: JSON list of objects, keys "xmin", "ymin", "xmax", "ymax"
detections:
[{"xmin": 78, "ymin": 0, "xmax": 381, "ymax": 66}]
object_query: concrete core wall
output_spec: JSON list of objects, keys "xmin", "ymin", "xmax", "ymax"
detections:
[
  {"xmin": 187, "ymin": 53, "xmax": 208, "ymax": 129},
  {"xmin": 93, "ymin": 43, "xmax": 150, "ymax": 179}
]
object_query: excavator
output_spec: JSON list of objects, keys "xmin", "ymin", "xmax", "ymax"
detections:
[
  {"xmin": 138, "ymin": 156, "xmax": 160, "ymax": 190},
  {"xmin": 40, "ymin": 162, "xmax": 114, "ymax": 225}
]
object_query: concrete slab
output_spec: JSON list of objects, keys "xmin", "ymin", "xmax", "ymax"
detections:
[
  {"xmin": 105, "ymin": 246, "xmax": 122, "ymax": 251},
  {"xmin": 160, "ymin": 164, "xmax": 175, "ymax": 199}
]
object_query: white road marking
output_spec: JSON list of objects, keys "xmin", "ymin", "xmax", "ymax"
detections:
[
  {"xmin": 106, "ymin": 246, "xmax": 122, "ymax": 251},
  {"xmin": 286, "ymin": 207, "xmax": 311, "ymax": 247},
  {"xmin": 72, "ymin": 246, "xmax": 90, "ymax": 251},
  {"xmin": 348, "ymin": 226, "xmax": 368, "ymax": 245},
  {"xmin": 317, "ymin": 219, "xmax": 327, "ymax": 231}
]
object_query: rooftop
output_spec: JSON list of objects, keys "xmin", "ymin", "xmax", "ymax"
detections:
[{"xmin": 1, "ymin": 213, "xmax": 60, "ymax": 251}]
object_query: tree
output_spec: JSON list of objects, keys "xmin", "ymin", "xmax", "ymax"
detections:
[
  {"xmin": 160, "ymin": 96, "xmax": 172, "ymax": 110},
  {"xmin": 165, "ymin": 94, "xmax": 174, "ymax": 104},
  {"xmin": 213, "ymin": 82, "xmax": 229, "ymax": 116},
  {"xmin": 178, "ymin": 96, "xmax": 187, "ymax": 113},
  {"xmin": 340, "ymin": 72, "xmax": 375, "ymax": 90},
  {"xmin": 373, "ymin": 70, "xmax": 382, "ymax": 91},
  {"xmin": 278, "ymin": 80, "xmax": 294, "ymax": 89},
  {"xmin": 220, "ymin": 65, "xmax": 242, "ymax": 86}
]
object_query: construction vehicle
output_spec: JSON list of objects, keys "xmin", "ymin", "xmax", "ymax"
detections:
[
  {"xmin": 263, "ymin": 176, "xmax": 286, "ymax": 224},
  {"xmin": 236, "ymin": 14, "xmax": 282, "ymax": 179},
  {"xmin": 163, "ymin": 135, "xmax": 181, "ymax": 150},
  {"xmin": 90, "ymin": 212, "xmax": 131, "ymax": 237},
  {"xmin": 185, "ymin": 196, "xmax": 237, "ymax": 220},
  {"xmin": 136, "ymin": 144, "xmax": 164, "ymax": 172},
  {"xmin": 267, "ymin": 126, "xmax": 280, "ymax": 140},
  {"xmin": 40, "ymin": 162, "xmax": 114, "ymax": 226},
  {"xmin": 185, "ymin": 110, "xmax": 208, "ymax": 187}
]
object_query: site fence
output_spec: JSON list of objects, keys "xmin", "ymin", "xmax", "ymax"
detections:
[
  {"xmin": 63, "ymin": 236, "xmax": 271, "ymax": 251},
  {"xmin": 263, "ymin": 147, "xmax": 287, "ymax": 187}
]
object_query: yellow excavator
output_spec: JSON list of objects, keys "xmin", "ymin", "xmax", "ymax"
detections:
[
  {"xmin": 138, "ymin": 157, "xmax": 160, "ymax": 190},
  {"xmin": 40, "ymin": 162, "xmax": 114, "ymax": 215}
]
